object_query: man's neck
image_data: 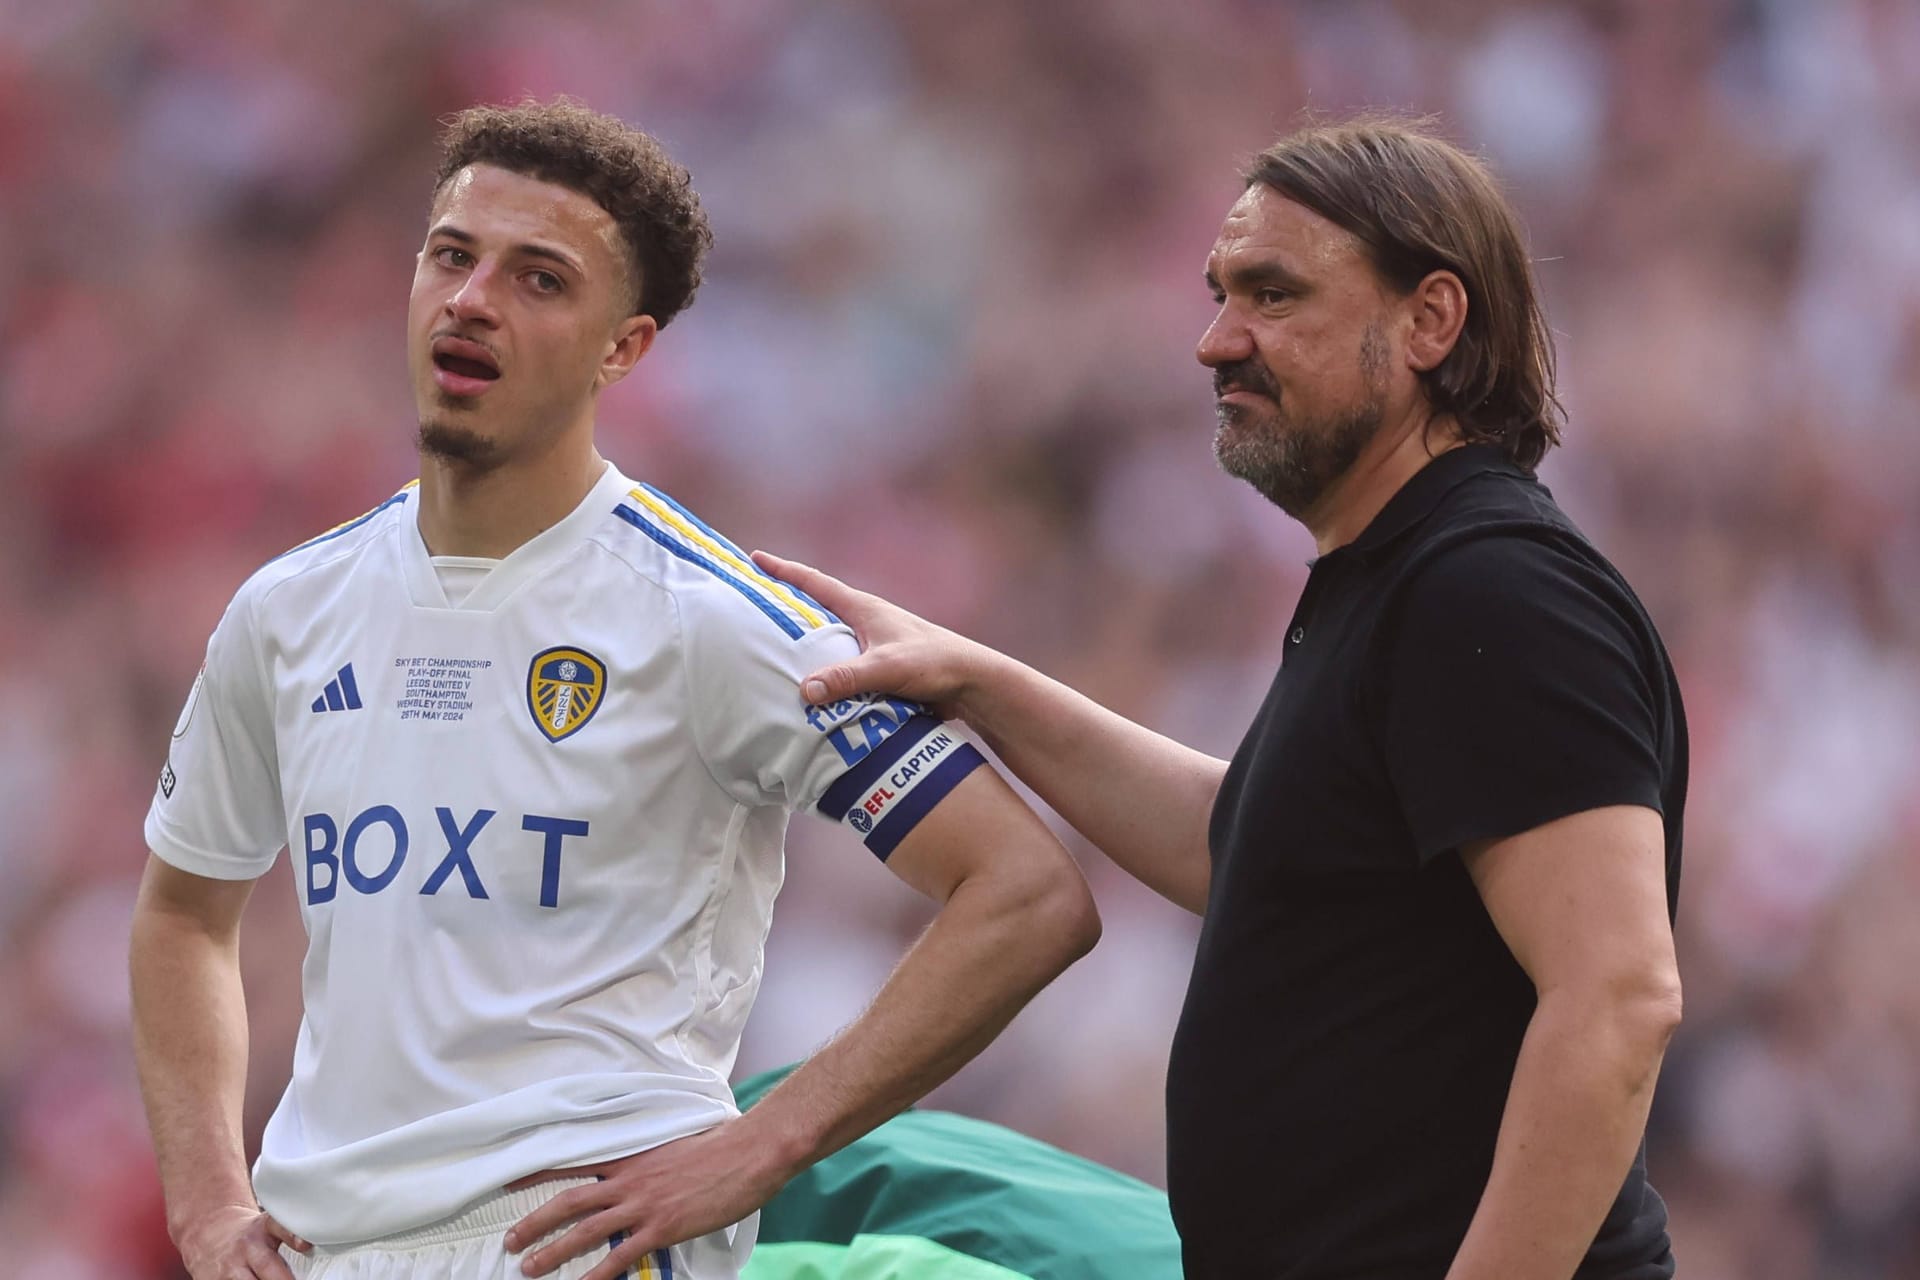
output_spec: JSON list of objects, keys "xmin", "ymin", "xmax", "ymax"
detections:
[
  {"xmin": 1301, "ymin": 408, "xmax": 1465, "ymax": 557},
  {"xmin": 416, "ymin": 437, "xmax": 607, "ymax": 560}
]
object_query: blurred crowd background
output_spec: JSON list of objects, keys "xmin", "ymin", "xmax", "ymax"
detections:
[{"xmin": 2, "ymin": 0, "xmax": 1916, "ymax": 1276}]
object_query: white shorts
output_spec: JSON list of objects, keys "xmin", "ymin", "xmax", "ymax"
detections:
[{"xmin": 280, "ymin": 1178, "xmax": 750, "ymax": 1280}]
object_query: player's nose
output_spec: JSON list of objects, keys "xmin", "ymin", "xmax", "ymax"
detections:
[{"xmin": 445, "ymin": 265, "xmax": 503, "ymax": 328}]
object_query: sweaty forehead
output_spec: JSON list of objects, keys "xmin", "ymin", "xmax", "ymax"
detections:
[
  {"xmin": 1207, "ymin": 185, "xmax": 1366, "ymax": 282},
  {"xmin": 431, "ymin": 164, "xmax": 627, "ymax": 272}
]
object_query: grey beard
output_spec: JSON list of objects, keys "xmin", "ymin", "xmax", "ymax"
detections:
[
  {"xmin": 1214, "ymin": 395, "xmax": 1384, "ymax": 518},
  {"xmin": 1213, "ymin": 322, "xmax": 1391, "ymax": 517}
]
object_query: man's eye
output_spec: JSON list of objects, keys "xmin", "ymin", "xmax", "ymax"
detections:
[
  {"xmin": 529, "ymin": 270, "xmax": 563, "ymax": 293},
  {"xmin": 434, "ymin": 246, "xmax": 472, "ymax": 268},
  {"xmin": 1256, "ymin": 288, "xmax": 1289, "ymax": 306}
]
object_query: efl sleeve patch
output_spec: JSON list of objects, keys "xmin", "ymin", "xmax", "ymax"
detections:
[{"xmin": 816, "ymin": 715, "xmax": 987, "ymax": 860}]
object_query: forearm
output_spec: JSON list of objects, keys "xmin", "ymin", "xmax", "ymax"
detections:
[
  {"xmin": 744, "ymin": 849, "xmax": 1097, "ymax": 1173},
  {"xmin": 130, "ymin": 900, "xmax": 258, "ymax": 1239},
  {"xmin": 1445, "ymin": 990, "xmax": 1680, "ymax": 1280},
  {"xmin": 960, "ymin": 649, "xmax": 1224, "ymax": 913}
]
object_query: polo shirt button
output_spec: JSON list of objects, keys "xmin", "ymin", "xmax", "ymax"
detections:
[{"xmin": 1289, "ymin": 626, "xmax": 1305, "ymax": 644}]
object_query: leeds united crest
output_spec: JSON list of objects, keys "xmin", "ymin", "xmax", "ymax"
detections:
[{"xmin": 527, "ymin": 646, "xmax": 607, "ymax": 743}]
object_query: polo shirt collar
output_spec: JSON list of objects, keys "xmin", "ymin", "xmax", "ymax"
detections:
[{"xmin": 1341, "ymin": 443, "xmax": 1526, "ymax": 560}]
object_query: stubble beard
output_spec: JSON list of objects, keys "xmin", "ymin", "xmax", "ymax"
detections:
[
  {"xmin": 1213, "ymin": 324, "xmax": 1390, "ymax": 519},
  {"xmin": 418, "ymin": 411, "xmax": 505, "ymax": 473}
]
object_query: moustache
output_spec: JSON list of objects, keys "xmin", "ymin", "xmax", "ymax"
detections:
[
  {"xmin": 1213, "ymin": 360, "xmax": 1279, "ymax": 401},
  {"xmin": 431, "ymin": 328, "xmax": 503, "ymax": 359}
]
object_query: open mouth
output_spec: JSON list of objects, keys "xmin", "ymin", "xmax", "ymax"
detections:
[
  {"xmin": 434, "ymin": 354, "xmax": 499, "ymax": 380},
  {"xmin": 431, "ymin": 336, "xmax": 501, "ymax": 385}
]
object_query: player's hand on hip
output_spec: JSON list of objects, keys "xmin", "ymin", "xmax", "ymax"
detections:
[
  {"xmin": 505, "ymin": 1118, "xmax": 786, "ymax": 1280},
  {"xmin": 750, "ymin": 550, "xmax": 988, "ymax": 716},
  {"xmin": 176, "ymin": 1203, "xmax": 310, "ymax": 1279}
]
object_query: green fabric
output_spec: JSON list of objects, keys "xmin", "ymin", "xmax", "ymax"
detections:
[
  {"xmin": 736, "ymin": 1068, "xmax": 1181, "ymax": 1280},
  {"xmin": 743, "ymin": 1237, "xmax": 1035, "ymax": 1280}
]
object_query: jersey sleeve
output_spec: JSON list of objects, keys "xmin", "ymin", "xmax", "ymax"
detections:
[
  {"xmin": 683, "ymin": 602, "xmax": 985, "ymax": 861},
  {"xmin": 144, "ymin": 587, "xmax": 286, "ymax": 879},
  {"xmin": 1378, "ymin": 534, "xmax": 1666, "ymax": 864}
]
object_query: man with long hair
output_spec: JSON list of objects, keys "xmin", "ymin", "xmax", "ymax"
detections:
[{"xmin": 760, "ymin": 118, "xmax": 1687, "ymax": 1280}]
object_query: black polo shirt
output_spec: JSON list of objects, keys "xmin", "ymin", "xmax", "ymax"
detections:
[{"xmin": 1165, "ymin": 445, "xmax": 1686, "ymax": 1279}]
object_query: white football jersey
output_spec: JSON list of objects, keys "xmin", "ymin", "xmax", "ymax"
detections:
[{"xmin": 144, "ymin": 461, "xmax": 984, "ymax": 1245}]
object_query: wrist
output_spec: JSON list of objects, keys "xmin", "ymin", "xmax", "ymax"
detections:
[
  {"xmin": 170, "ymin": 1198, "xmax": 257, "ymax": 1248},
  {"xmin": 949, "ymin": 641, "xmax": 1009, "ymax": 727},
  {"xmin": 734, "ymin": 1089, "xmax": 830, "ymax": 1186}
]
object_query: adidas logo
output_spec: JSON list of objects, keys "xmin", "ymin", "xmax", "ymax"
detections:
[{"xmin": 310, "ymin": 664, "xmax": 364, "ymax": 713}]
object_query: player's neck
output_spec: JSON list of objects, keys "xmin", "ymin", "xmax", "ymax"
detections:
[
  {"xmin": 416, "ymin": 437, "xmax": 607, "ymax": 560},
  {"xmin": 1300, "ymin": 407, "xmax": 1465, "ymax": 557}
]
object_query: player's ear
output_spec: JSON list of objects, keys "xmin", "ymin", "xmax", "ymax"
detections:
[{"xmin": 598, "ymin": 313, "xmax": 657, "ymax": 390}]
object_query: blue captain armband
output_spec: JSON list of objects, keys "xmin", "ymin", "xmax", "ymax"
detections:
[{"xmin": 816, "ymin": 716, "xmax": 988, "ymax": 860}]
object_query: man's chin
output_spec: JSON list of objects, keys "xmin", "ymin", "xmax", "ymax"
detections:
[
  {"xmin": 418, "ymin": 420, "xmax": 503, "ymax": 469},
  {"xmin": 429, "ymin": 386, "xmax": 487, "ymax": 411},
  {"xmin": 1215, "ymin": 430, "xmax": 1323, "ymax": 518}
]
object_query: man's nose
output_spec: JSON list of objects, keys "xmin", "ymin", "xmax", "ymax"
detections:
[
  {"xmin": 445, "ymin": 266, "xmax": 503, "ymax": 328},
  {"xmin": 1195, "ymin": 309, "xmax": 1252, "ymax": 369}
]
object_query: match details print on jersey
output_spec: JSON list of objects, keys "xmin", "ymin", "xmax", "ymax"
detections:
[{"xmin": 298, "ymin": 643, "xmax": 607, "ymax": 909}]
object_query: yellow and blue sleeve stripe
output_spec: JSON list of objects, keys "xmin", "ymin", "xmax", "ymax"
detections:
[
  {"xmin": 613, "ymin": 485, "xmax": 838, "ymax": 640},
  {"xmin": 268, "ymin": 481, "xmax": 418, "ymax": 564}
]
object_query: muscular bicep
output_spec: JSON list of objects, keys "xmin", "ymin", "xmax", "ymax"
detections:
[
  {"xmin": 881, "ymin": 766, "xmax": 1081, "ymax": 906},
  {"xmin": 1461, "ymin": 805, "xmax": 1678, "ymax": 1003}
]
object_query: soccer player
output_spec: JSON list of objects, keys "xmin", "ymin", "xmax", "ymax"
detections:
[
  {"xmin": 129, "ymin": 99, "xmax": 1099, "ymax": 1280},
  {"xmin": 756, "ymin": 117, "xmax": 1688, "ymax": 1279}
]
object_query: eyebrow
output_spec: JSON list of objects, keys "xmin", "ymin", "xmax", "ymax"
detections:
[
  {"xmin": 1205, "ymin": 258, "xmax": 1311, "ymax": 296},
  {"xmin": 428, "ymin": 224, "xmax": 586, "ymax": 276}
]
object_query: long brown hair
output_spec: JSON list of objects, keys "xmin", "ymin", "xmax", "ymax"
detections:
[{"xmin": 1244, "ymin": 116, "xmax": 1563, "ymax": 469}]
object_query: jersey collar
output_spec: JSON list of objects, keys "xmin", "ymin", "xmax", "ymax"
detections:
[{"xmin": 399, "ymin": 461, "xmax": 631, "ymax": 611}]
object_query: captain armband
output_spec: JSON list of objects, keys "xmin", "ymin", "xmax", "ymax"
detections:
[{"xmin": 815, "ymin": 715, "xmax": 986, "ymax": 859}]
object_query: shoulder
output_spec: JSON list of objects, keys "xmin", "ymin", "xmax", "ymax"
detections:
[
  {"xmin": 1391, "ymin": 459, "xmax": 1622, "ymax": 615},
  {"xmin": 1407, "ymin": 524, "xmax": 1603, "ymax": 603},
  {"xmin": 590, "ymin": 480, "xmax": 842, "ymax": 646},
  {"xmin": 1428, "ymin": 454, "xmax": 1580, "ymax": 533},
  {"xmin": 1383, "ymin": 525, "xmax": 1657, "ymax": 687},
  {"xmin": 204, "ymin": 481, "xmax": 418, "ymax": 654},
  {"xmin": 1401, "ymin": 524, "xmax": 1630, "ymax": 625},
  {"xmin": 239, "ymin": 480, "xmax": 418, "ymax": 609}
]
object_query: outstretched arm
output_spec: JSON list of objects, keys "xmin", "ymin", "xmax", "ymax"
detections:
[
  {"xmin": 507, "ymin": 766, "xmax": 1100, "ymax": 1279},
  {"xmin": 752, "ymin": 551, "xmax": 1226, "ymax": 914}
]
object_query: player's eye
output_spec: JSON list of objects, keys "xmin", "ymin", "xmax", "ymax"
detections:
[
  {"xmin": 1255, "ymin": 287, "xmax": 1290, "ymax": 307},
  {"xmin": 527, "ymin": 270, "xmax": 564, "ymax": 294},
  {"xmin": 433, "ymin": 245, "xmax": 473, "ymax": 269}
]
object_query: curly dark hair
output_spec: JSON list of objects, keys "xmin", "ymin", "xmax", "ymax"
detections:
[
  {"xmin": 1244, "ymin": 115, "xmax": 1564, "ymax": 470},
  {"xmin": 434, "ymin": 97, "xmax": 713, "ymax": 328}
]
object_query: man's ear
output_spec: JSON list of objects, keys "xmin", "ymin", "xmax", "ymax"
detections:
[
  {"xmin": 1405, "ymin": 269, "xmax": 1468, "ymax": 373},
  {"xmin": 598, "ymin": 313, "xmax": 659, "ymax": 391}
]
